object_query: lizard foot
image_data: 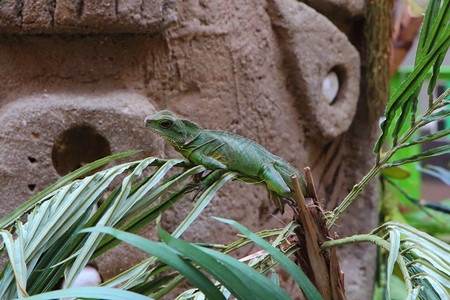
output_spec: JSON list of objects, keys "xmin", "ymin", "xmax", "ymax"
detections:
[
  {"xmin": 185, "ymin": 182, "xmax": 207, "ymax": 194},
  {"xmin": 285, "ymin": 198, "xmax": 299, "ymax": 215},
  {"xmin": 286, "ymin": 198, "xmax": 298, "ymax": 207}
]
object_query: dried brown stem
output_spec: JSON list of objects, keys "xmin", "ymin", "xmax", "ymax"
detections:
[{"xmin": 290, "ymin": 173, "xmax": 346, "ymax": 300}]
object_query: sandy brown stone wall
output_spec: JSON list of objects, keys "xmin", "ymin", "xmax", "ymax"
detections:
[{"xmin": 0, "ymin": 0, "xmax": 383, "ymax": 299}]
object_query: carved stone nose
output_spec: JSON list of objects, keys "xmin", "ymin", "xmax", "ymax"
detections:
[{"xmin": 268, "ymin": 2, "xmax": 360, "ymax": 138}]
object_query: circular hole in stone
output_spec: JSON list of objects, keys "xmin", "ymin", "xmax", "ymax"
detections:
[
  {"xmin": 51, "ymin": 125, "xmax": 111, "ymax": 176},
  {"xmin": 322, "ymin": 70, "xmax": 340, "ymax": 105}
]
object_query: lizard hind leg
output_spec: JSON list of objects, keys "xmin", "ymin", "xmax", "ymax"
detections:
[
  {"xmin": 261, "ymin": 164, "xmax": 292, "ymax": 213},
  {"xmin": 260, "ymin": 164, "xmax": 292, "ymax": 198}
]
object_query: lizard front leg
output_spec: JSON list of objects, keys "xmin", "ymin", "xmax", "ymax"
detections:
[
  {"xmin": 188, "ymin": 150, "xmax": 228, "ymax": 170},
  {"xmin": 186, "ymin": 151, "xmax": 228, "ymax": 193}
]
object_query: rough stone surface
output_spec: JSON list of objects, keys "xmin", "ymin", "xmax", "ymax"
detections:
[
  {"xmin": 0, "ymin": 0, "xmax": 177, "ymax": 34},
  {"xmin": 0, "ymin": 91, "xmax": 164, "ymax": 272},
  {"xmin": 268, "ymin": 0, "xmax": 360, "ymax": 138},
  {"xmin": 0, "ymin": 0, "xmax": 382, "ymax": 299},
  {"xmin": 0, "ymin": 92, "xmax": 161, "ymax": 212}
]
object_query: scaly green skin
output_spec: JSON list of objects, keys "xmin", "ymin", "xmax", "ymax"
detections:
[{"xmin": 145, "ymin": 110, "xmax": 307, "ymax": 212}]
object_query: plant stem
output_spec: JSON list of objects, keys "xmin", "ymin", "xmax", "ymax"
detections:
[
  {"xmin": 327, "ymin": 87, "xmax": 450, "ymax": 229},
  {"xmin": 320, "ymin": 234, "xmax": 413, "ymax": 294},
  {"xmin": 321, "ymin": 234, "xmax": 389, "ymax": 249},
  {"xmin": 152, "ymin": 275, "xmax": 185, "ymax": 299}
]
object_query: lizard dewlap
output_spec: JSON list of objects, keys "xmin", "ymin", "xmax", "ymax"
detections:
[{"xmin": 145, "ymin": 110, "xmax": 307, "ymax": 212}]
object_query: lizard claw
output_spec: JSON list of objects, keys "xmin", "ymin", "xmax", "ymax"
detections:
[
  {"xmin": 184, "ymin": 182, "xmax": 211, "ymax": 202},
  {"xmin": 286, "ymin": 197, "xmax": 298, "ymax": 207},
  {"xmin": 185, "ymin": 182, "xmax": 206, "ymax": 193},
  {"xmin": 285, "ymin": 197, "xmax": 300, "ymax": 215}
]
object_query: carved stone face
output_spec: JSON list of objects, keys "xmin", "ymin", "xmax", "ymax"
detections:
[{"xmin": 0, "ymin": 0, "xmax": 377, "ymax": 298}]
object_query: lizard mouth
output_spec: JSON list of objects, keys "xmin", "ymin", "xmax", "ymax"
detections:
[{"xmin": 147, "ymin": 126, "xmax": 181, "ymax": 145}]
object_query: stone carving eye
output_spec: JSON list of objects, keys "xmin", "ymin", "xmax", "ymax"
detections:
[{"xmin": 159, "ymin": 120, "xmax": 173, "ymax": 129}]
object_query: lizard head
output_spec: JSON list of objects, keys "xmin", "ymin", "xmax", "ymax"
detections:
[{"xmin": 145, "ymin": 110, "xmax": 201, "ymax": 147}]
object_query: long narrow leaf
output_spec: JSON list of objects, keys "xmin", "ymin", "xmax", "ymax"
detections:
[
  {"xmin": 63, "ymin": 158, "xmax": 158, "ymax": 287},
  {"xmin": 12, "ymin": 286, "xmax": 152, "ymax": 300},
  {"xmin": 92, "ymin": 185, "xmax": 190, "ymax": 259},
  {"xmin": 428, "ymin": 53, "xmax": 446, "ymax": 95},
  {"xmin": 171, "ymin": 172, "xmax": 237, "ymax": 238},
  {"xmin": 386, "ymin": 229, "xmax": 401, "ymax": 300},
  {"xmin": 92, "ymin": 164, "xmax": 202, "ymax": 258},
  {"xmin": 374, "ymin": 30, "xmax": 450, "ymax": 153},
  {"xmin": 121, "ymin": 165, "xmax": 205, "ymax": 224},
  {"xmin": 28, "ymin": 203, "xmax": 96, "ymax": 294},
  {"xmin": 0, "ymin": 229, "xmax": 28, "ymax": 298},
  {"xmin": 1, "ymin": 162, "xmax": 138, "ymax": 298},
  {"xmin": 421, "ymin": 107, "xmax": 450, "ymax": 124},
  {"xmin": 383, "ymin": 144, "xmax": 450, "ymax": 168},
  {"xmin": 100, "ymin": 257, "xmax": 158, "ymax": 289},
  {"xmin": 190, "ymin": 240, "xmax": 293, "ymax": 300},
  {"xmin": 392, "ymin": 99, "xmax": 413, "ymax": 142},
  {"xmin": 115, "ymin": 159, "xmax": 184, "ymax": 217},
  {"xmin": 158, "ymin": 227, "xmax": 289, "ymax": 300},
  {"xmin": 82, "ymin": 227, "xmax": 226, "ymax": 300},
  {"xmin": 415, "ymin": 0, "xmax": 441, "ymax": 62},
  {"xmin": 214, "ymin": 217, "xmax": 324, "ymax": 300},
  {"xmin": 401, "ymin": 127, "xmax": 450, "ymax": 148},
  {"xmin": 421, "ymin": 0, "xmax": 450, "ymax": 58},
  {"xmin": 0, "ymin": 151, "xmax": 141, "ymax": 229}
]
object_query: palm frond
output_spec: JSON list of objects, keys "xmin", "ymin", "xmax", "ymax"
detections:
[
  {"xmin": 0, "ymin": 155, "xmax": 213, "ymax": 298},
  {"xmin": 323, "ymin": 222, "xmax": 450, "ymax": 300}
]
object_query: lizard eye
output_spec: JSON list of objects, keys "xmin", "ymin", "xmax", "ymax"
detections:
[{"xmin": 159, "ymin": 120, "xmax": 173, "ymax": 129}]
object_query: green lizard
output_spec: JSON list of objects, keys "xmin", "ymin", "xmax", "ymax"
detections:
[{"xmin": 145, "ymin": 110, "xmax": 307, "ymax": 212}]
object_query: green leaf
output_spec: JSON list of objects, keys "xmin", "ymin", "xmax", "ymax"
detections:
[
  {"xmin": 203, "ymin": 246, "xmax": 293, "ymax": 299},
  {"xmin": 374, "ymin": 22, "xmax": 450, "ymax": 153},
  {"xmin": 129, "ymin": 273, "xmax": 176, "ymax": 295},
  {"xmin": 415, "ymin": 0, "xmax": 441, "ymax": 62},
  {"xmin": 383, "ymin": 144, "xmax": 450, "ymax": 168},
  {"xmin": 0, "ymin": 162, "xmax": 138, "ymax": 298},
  {"xmin": 159, "ymin": 226, "xmax": 283, "ymax": 300},
  {"xmin": 386, "ymin": 229, "xmax": 400, "ymax": 300},
  {"xmin": 12, "ymin": 286, "xmax": 152, "ymax": 300},
  {"xmin": 401, "ymin": 127, "xmax": 450, "ymax": 148},
  {"xmin": 90, "ymin": 159, "xmax": 189, "ymax": 257},
  {"xmin": 63, "ymin": 157, "xmax": 161, "ymax": 287},
  {"xmin": 121, "ymin": 165, "xmax": 205, "ymax": 222},
  {"xmin": 27, "ymin": 204, "xmax": 94, "ymax": 294},
  {"xmin": 421, "ymin": 0, "xmax": 450, "ymax": 57},
  {"xmin": 0, "ymin": 226, "xmax": 28, "ymax": 297},
  {"xmin": 214, "ymin": 217, "xmax": 324, "ymax": 300},
  {"xmin": 421, "ymin": 107, "xmax": 450, "ymax": 124},
  {"xmin": 172, "ymin": 171, "xmax": 237, "ymax": 238},
  {"xmin": 92, "ymin": 183, "xmax": 190, "ymax": 259},
  {"xmin": 428, "ymin": 53, "xmax": 446, "ymax": 95},
  {"xmin": 380, "ymin": 165, "xmax": 411, "ymax": 179},
  {"xmin": 100, "ymin": 257, "xmax": 159, "ymax": 290},
  {"xmin": 0, "ymin": 150, "xmax": 141, "ymax": 229},
  {"xmin": 82, "ymin": 226, "xmax": 225, "ymax": 300},
  {"xmin": 370, "ymin": 222, "xmax": 450, "ymax": 299},
  {"xmin": 392, "ymin": 98, "xmax": 413, "ymax": 142}
]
